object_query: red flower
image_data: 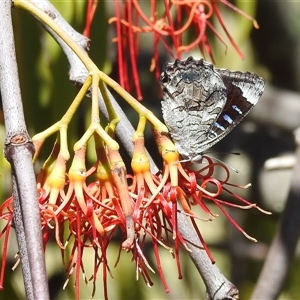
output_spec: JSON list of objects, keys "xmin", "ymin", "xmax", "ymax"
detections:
[
  {"xmin": 0, "ymin": 128, "xmax": 269, "ymax": 299},
  {"xmin": 102, "ymin": 0, "xmax": 259, "ymax": 98}
]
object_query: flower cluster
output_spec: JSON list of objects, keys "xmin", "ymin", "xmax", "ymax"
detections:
[
  {"xmin": 0, "ymin": 122, "xmax": 268, "ymax": 299},
  {"xmin": 96, "ymin": 0, "xmax": 259, "ymax": 98}
]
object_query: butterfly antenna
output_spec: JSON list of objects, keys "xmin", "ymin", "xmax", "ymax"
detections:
[
  {"xmin": 204, "ymin": 153, "xmax": 240, "ymax": 173},
  {"xmin": 206, "ymin": 151, "xmax": 241, "ymax": 156}
]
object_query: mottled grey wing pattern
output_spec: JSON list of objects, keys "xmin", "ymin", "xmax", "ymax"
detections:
[
  {"xmin": 159, "ymin": 57, "xmax": 227, "ymax": 160},
  {"xmin": 159, "ymin": 56, "xmax": 265, "ymax": 161}
]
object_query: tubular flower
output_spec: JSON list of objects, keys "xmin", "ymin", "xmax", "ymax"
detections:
[
  {"xmin": 101, "ymin": 0, "xmax": 259, "ymax": 97},
  {"xmin": 0, "ymin": 127, "xmax": 270, "ymax": 299}
]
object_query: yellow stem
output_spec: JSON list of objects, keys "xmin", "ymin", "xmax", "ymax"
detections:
[
  {"xmin": 14, "ymin": 0, "xmax": 98, "ymax": 72},
  {"xmin": 99, "ymin": 80, "xmax": 120, "ymax": 136},
  {"xmin": 74, "ymin": 75, "xmax": 119, "ymax": 151},
  {"xmin": 99, "ymin": 72, "xmax": 168, "ymax": 132},
  {"xmin": 132, "ymin": 115, "xmax": 146, "ymax": 141},
  {"xmin": 60, "ymin": 77, "xmax": 92, "ymax": 124},
  {"xmin": 32, "ymin": 77, "xmax": 92, "ymax": 142},
  {"xmin": 91, "ymin": 73, "xmax": 100, "ymax": 123},
  {"xmin": 32, "ymin": 121, "xmax": 61, "ymax": 142},
  {"xmin": 59, "ymin": 127, "xmax": 70, "ymax": 161},
  {"xmin": 15, "ymin": 0, "xmax": 168, "ymax": 133},
  {"xmin": 95, "ymin": 126, "xmax": 119, "ymax": 150},
  {"xmin": 74, "ymin": 119, "xmax": 119, "ymax": 151}
]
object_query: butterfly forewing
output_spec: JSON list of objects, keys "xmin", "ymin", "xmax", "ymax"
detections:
[{"xmin": 208, "ymin": 69, "xmax": 265, "ymax": 139}]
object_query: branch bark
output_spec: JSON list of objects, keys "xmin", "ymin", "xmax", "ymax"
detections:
[
  {"xmin": 0, "ymin": 1, "xmax": 49, "ymax": 299},
  {"xmin": 177, "ymin": 213, "xmax": 238, "ymax": 299}
]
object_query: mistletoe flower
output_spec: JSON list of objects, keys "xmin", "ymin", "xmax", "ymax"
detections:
[
  {"xmin": 0, "ymin": 126, "xmax": 270, "ymax": 300},
  {"xmin": 0, "ymin": 133, "xmax": 270, "ymax": 300},
  {"xmin": 104, "ymin": 0, "xmax": 260, "ymax": 97}
]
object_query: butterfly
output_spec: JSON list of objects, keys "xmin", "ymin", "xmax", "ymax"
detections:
[{"xmin": 159, "ymin": 56, "xmax": 265, "ymax": 162}]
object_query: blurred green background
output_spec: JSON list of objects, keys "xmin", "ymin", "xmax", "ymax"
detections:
[{"xmin": 1, "ymin": 1, "xmax": 300, "ymax": 299}]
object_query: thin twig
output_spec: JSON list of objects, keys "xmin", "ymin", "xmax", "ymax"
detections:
[{"xmin": 0, "ymin": 1, "xmax": 49, "ymax": 299}]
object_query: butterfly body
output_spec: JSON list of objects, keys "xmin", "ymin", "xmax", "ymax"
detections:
[{"xmin": 159, "ymin": 57, "xmax": 265, "ymax": 161}]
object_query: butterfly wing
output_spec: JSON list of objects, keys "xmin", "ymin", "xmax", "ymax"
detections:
[
  {"xmin": 159, "ymin": 57, "xmax": 265, "ymax": 161},
  {"xmin": 194, "ymin": 68, "xmax": 265, "ymax": 154},
  {"xmin": 211, "ymin": 69, "xmax": 265, "ymax": 137},
  {"xmin": 160, "ymin": 57, "xmax": 227, "ymax": 160}
]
